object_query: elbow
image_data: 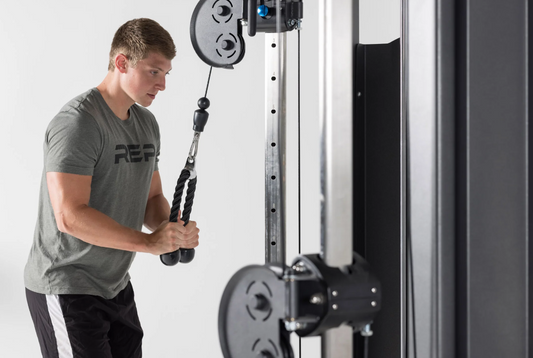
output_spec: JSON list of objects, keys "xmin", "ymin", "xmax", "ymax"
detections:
[
  {"xmin": 54, "ymin": 208, "xmax": 80, "ymax": 235},
  {"xmin": 55, "ymin": 212, "xmax": 71, "ymax": 234}
]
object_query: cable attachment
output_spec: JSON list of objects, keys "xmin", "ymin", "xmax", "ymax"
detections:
[
  {"xmin": 160, "ymin": 167, "xmax": 198, "ymax": 266},
  {"xmin": 160, "ymin": 96, "xmax": 210, "ymax": 266},
  {"xmin": 193, "ymin": 97, "xmax": 210, "ymax": 132},
  {"xmin": 186, "ymin": 132, "xmax": 201, "ymax": 179}
]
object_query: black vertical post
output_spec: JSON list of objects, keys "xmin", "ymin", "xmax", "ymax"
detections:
[
  {"xmin": 455, "ymin": 0, "xmax": 529, "ymax": 357},
  {"xmin": 353, "ymin": 39, "xmax": 402, "ymax": 358}
]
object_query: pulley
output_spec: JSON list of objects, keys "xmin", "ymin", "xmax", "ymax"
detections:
[
  {"xmin": 190, "ymin": 0, "xmax": 303, "ymax": 68},
  {"xmin": 218, "ymin": 253, "xmax": 381, "ymax": 357}
]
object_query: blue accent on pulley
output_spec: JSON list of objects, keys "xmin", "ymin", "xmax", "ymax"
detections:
[{"xmin": 257, "ymin": 5, "xmax": 269, "ymax": 17}]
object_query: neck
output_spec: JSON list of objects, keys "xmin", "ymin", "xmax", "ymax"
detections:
[{"xmin": 96, "ymin": 71, "xmax": 134, "ymax": 120}]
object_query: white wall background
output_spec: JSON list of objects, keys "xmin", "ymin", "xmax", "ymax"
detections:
[{"xmin": 0, "ymin": 1, "xmax": 398, "ymax": 357}]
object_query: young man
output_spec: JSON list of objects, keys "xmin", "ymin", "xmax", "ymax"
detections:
[{"xmin": 24, "ymin": 18, "xmax": 199, "ymax": 357}]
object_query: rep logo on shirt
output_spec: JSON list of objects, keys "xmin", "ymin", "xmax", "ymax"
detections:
[{"xmin": 114, "ymin": 144, "xmax": 158, "ymax": 164}]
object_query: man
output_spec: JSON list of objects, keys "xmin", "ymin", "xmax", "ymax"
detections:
[{"xmin": 24, "ymin": 18, "xmax": 200, "ymax": 357}]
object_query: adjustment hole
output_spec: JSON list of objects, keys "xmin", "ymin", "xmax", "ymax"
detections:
[
  {"xmin": 271, "ymin": 109, "xmax": 276, "ymax": 114},
  {"xmin": 271, "ymin": 142, "xmax": 276, "ymax": 147},
  {"xmin": 272, "ymin": 43, "xmax": 277, "ymax": 48},
  {"xmin": 271, "ymin": 208, "xmax": 276, "ymax": 213},
  {"xmin": 271, "ymin": 176, "xmax": 276, "ymax": 180},
  {"xmin": 271, "ymin": 241, "xmax": 276, "ymax": 246},
  {"xmin": 271, "ymin": 76, "xmax": 276, "ymax": 81}
]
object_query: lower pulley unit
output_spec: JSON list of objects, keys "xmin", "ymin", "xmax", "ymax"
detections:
[{"xmin": 218, "ymin": 252, "xmax": 381, "ymax": 357}]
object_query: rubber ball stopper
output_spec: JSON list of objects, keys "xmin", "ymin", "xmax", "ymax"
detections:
[{"xmin": 198, "ymin": 97, "xmax": 210, "ymax": 109}]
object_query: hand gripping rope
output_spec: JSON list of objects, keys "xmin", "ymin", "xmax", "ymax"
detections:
[{"xmin": 160, "ymin": 67, "xmax": 212, "ymax": 266}]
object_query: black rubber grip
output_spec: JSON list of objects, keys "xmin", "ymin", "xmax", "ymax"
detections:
[{"xmin": 160, "ymin": 170, "xmax": 197, "ymax": 266}]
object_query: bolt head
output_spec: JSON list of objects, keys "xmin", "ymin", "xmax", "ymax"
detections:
[
  {"xmin": 217, "ymin": 5, "xmax": 230, "ymax": 16},
  {"xmin": 310, "ymin": 294, "xmax": 324, "ymax": 305},
  {"xmin": 285, "ymin": 320, "xmax": 302, "ymax": 331},
  {"xmin": 249, "ymin": 294, "xmax": 270, "ymax": 311},
  {"xmin": 221, "ymin": 40, "xmax": 234, "ymax": 50}
]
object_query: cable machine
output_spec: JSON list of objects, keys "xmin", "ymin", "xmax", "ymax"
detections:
[
  {"xmin": 169, "ymin": 0, "xmax": 533, "ymax": 357},
  {"xmin": 170, "ymin": 1, "xmax": 403, "ymax": 357}
]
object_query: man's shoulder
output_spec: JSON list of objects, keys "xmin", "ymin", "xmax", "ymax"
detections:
[
  {"xmin": 48, "ymin": 89, "xmax": 102, "ymax": 136},
  {"xmin": 57, "ymin": 88, "xmax": 100, "ymax": 117}
]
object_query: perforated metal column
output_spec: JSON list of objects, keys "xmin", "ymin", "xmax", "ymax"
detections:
[{"xmin": 265, "ymin": 33, "xmax": 287, "ymax": 266}]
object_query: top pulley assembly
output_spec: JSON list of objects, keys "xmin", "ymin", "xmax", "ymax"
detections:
[{"xmin": 190, "ymin": 0, "xmax": 303, "ymax": 68}]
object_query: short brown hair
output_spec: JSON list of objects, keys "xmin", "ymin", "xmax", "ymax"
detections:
[{"xmin": 108, "ymin": 18, "xmax": 176, "ymax": 71}]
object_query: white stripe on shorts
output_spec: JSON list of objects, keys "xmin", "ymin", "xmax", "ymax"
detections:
[{"xmin": 45, "ymin": 294, "xmax": 74, "ymax": 358}]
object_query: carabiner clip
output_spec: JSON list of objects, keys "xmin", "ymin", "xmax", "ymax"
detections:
[{"xmin": 184, "ymin": 131, "xmax": 201, "ymax": 179}]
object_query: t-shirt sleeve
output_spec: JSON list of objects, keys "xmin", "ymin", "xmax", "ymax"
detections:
[{"xmin": 45, "ymin": 111, "xmax": 102, "ymax": 176}]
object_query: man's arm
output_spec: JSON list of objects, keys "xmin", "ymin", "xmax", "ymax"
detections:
[
  {"xmin": 47, "ymin": 172, "xmax": 199, "ymax": 255},
  {"xmin": 144, "ymin": 171, "xmax": 171, "ymax": 231}
]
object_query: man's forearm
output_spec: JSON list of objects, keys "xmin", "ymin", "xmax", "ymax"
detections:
[
  {"xmin": 57, "ymin": 204, "xmax": 154, "ymax": 253},
  {"xmin": 144, "ymin": 193, "xmax": 171, "ymax": 232}
]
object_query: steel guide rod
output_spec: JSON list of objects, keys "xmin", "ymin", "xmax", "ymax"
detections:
[
  {"xmin": 319, "ymin": 0, "xmax": 356, "ymax": 356},
  {"xmin": 265, "ymin": 33, "xmax": 287, "ymax": 266}
]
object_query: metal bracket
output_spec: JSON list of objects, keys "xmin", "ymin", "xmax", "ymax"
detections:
[
  {"xmin": 218, "ymin": 253, "xmax": 381, "ymax": 357},
  {"xmin": 190, "ymin": 0, "xmax": 303, "ymax": 68}
]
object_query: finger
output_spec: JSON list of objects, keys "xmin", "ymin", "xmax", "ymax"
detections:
[
  {"xmin": 181, "ymin": 239, "xmax": 199, "ymax": 249},
  {"xmin": 185, "ymin": 221, "xmax": 198, "ymax": 230},
  {"xmin": 177, "ymin": 231, "xmax": 198, "ymax": 244},
  {"xmin": 184, "ymin": 226, "xmax": 199, "ymax": 236},
  {"xmin": 185, "ymin": 234, "xmax": 200, "ymax": 246},
  {"xmin": 172, "ymin": 221, "xmax": 188, "ymax": 234},
  {"xmin": 183, "ymin": 221, "xmax": 198, "ymax": 233},
  {"xmin": 165, "ymin": 222, "xmax": 184, "ymax": 239}
]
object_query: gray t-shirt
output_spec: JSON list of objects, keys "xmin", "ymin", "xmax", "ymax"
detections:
[{"xmin": 24, "ymin": 88, "xmax": 160, "ymax": 299}]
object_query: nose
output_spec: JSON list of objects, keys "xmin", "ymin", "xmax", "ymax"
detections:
[{"xmin": 156, "ymin": 76, "xmax": 166, "ymax": 92}]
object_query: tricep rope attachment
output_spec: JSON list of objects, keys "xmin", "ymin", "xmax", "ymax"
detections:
[{"xmin": 160, "ymin": 67, "xmax": 213, "ymax": 266}]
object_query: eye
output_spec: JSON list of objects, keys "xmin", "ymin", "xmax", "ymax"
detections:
[{"xmin": 150, "ymin": 70, "xmax": 159, "ymax": 76}]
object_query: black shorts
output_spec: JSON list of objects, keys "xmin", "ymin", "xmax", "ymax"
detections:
[{"xmin": 26, "ymin": 281, "xmax": 143, "ymax": 358}]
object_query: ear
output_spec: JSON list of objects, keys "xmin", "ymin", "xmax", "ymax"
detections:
[{"xmin": 115, "ymin": 54, "xmax": 128, "ymax": 74}]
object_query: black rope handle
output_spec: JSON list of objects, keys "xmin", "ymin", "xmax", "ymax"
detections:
[{"xmin": 160, "ymin": 169, "xmax": 197, "ymax": 266}]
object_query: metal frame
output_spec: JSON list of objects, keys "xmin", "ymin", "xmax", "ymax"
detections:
[
  {"xmin": 265, "ymin": 33, "xmax": 287, "ymax": 266},
  {"xmin": 355, "ymin": 39, "xmax": 403, "ymax": 358},
  {"xmin": 406, "ymin": 0, "xmax": 457, "ymax": 356},
  {"xmin": 405, "ymin": 0, "xmax": 438, "ymax": 356},
  {"xmin": 400, "ymin": 1, "xmax": 408, "ymax": 357},
  {"xmin": 318, "ymin": 0, "xmax": 357, "ymax": 356},
  {"xmin": 456, "ymin": 1, "xmax": 529, "ymax": 357},
  {"xmin": 261, "ymin": 1, "xmax": 532, "ymax": 357},
  {"xmin": 407, "ymin": 0, "xmax": 530, "ymax": 357},
  {"xmin": 434, "ymin": 0, "xmax": 456, "ymax": 356}
]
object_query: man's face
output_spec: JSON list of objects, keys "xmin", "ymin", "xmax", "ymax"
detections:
[{"xmin": 123, "ymin": 52, "xmax": 172, "ymax": 107}]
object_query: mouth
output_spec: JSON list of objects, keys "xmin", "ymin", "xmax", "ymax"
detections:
[{"xmin": 147, "ymin": 93, "xmax": 156, "ymax": 100}]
